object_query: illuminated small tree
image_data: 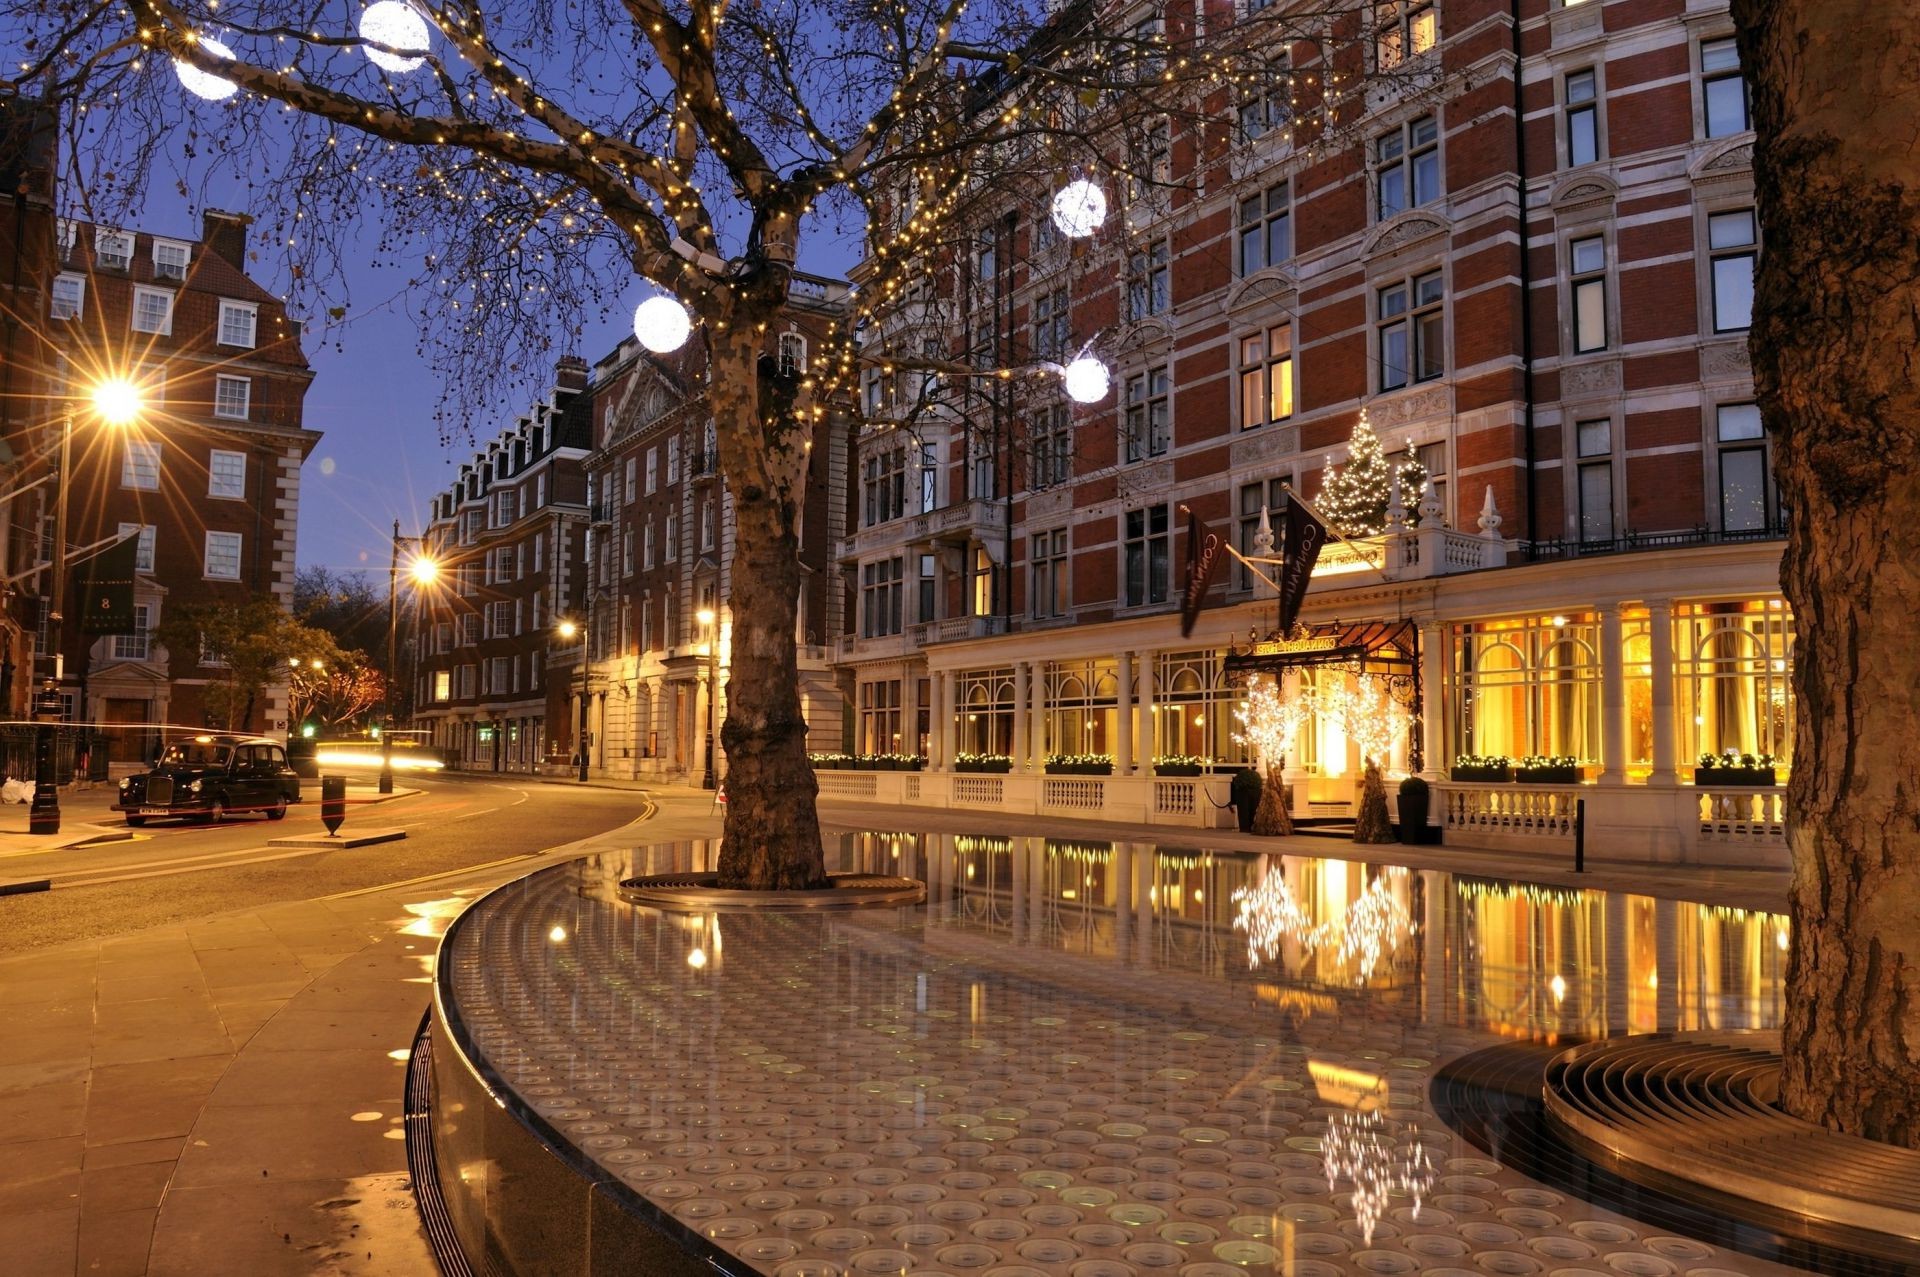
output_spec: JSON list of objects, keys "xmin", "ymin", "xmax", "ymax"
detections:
[{"xmin": 1235, "ymin": 676, "xmax": 1307, "ymax": 836}]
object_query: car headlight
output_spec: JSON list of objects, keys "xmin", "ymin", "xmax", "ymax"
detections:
[{"xmin": 187, "ymin": 779, "xmax": 203, "ymax": 794}]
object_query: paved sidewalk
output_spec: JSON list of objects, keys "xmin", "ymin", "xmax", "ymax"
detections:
[
  {"xmin": 0, "ymin": 790, "xmax": 705, "ymax": 1277},
  {"xmin": 0, "ymin": 785, "xmax": 420, "ymax": 861}
]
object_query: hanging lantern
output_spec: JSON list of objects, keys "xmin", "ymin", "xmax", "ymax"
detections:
[
  {"xmin": 360, "ymin": 1, "xmax": 430, "ymax": 73},
  {"xmin": 174, "ymin": 35, "xmax": 238, "ymax": 102},
  {"xmin": 634, "ymin": 296, "xmax": 692, "ymax": 353},
  {"xmin": 1050, "ymin": 179, "xmax": 1108, "ymax": 239},
  {"xmin": 1061, "ymin": 354, "xmax": 1111, "ymax": 404}
]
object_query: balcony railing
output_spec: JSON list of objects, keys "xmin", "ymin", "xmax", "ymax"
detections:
[
  {"xmin": 1528, "ymin": 520, "xmax": 1786, "ymax": 563},
  {"xmin": 839, "ymin": 498, "xmax": 1008, "ymax": 561},
  {"xmin": 910, "ymin": 614, "xmax": 1004, "ymax": 646}
]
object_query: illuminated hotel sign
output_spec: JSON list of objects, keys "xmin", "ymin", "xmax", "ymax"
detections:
[{"xmin": 1251, "ymin": 636, "xmax": 1339, "ymax": 658}]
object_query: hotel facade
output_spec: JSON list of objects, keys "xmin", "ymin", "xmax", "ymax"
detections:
[{"xmin": 830, "ymin": 0, "xmax": 1787, "ymax": 864}]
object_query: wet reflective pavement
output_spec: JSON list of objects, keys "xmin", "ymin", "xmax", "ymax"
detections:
[{"xmin": 436, "ymin": 830, "xmax": 1813, "ymax": 1277}]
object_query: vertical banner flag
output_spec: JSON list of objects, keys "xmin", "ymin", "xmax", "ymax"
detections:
[
  {"xmin": 1179, "ymin": 504, "xmax": 1225, "ymax": 638},
  {"xmin": 79, "ymin": 534, "xmax": 140, "ymax": 636},
  {"xmin": 1276, "ymin": 492, "xmax": 1328, "ymax": 634}
]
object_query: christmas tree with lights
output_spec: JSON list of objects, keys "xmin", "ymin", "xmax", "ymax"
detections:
[{"xmin": 1319, "ymin": 410, "xmax": 1428, "ymax": 537}]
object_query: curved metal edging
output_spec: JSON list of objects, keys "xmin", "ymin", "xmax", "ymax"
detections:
[
  {"xmin": 617, "ymin": 871, "xmax": 926, "ymax": 912},
  {"xmin": 427, "ymin": 856, "xmax": 758, "ymax": 1276}
]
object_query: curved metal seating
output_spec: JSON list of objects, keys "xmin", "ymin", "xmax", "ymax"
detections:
[{"xmin": 1544, "ymin": 1032, "xmax": 1920, "ymax": 1244}]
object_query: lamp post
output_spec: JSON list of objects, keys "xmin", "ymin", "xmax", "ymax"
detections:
[
  {"xmin": 381, "ymin": 523, "xmax": 437, "ymax": 794},
  {"xmin": 697, "ymin": 606, "xmax": 719, "ymax": 790},
  {"xmin": 558, "ymin": 619, "xmax": 588, "ymax": 782},
  {"xmin": 31, "ymin": 379, "xmax": 142, "ymax": 836}
]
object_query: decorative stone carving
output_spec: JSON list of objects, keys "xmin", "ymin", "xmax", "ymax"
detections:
[
  {"xmin": 1120, "ymin": 461, "xmax": 1174, "ymax": 497},
  {"xmin": 1700, "ymin": 341, "xmax": 1753, "ymax": 380},
  {"xmin": 1562, "ymin": 360, "xmax": 1621, "ymax": 397},
  {"xmin": 1026, "ymin": 487, "xmax": 1072, "ymax": 520},
  {"xmin": 1225, "ymin": 273, "xmax": 1298, "ymax": 317},
  {"xmin": 1371, "ymin": 387, "xmax": 1451, "ymax": 426},
  {"xmin": 1364, "ymin": 214, "xmax": 1448, "ymax": 258},
  {"xmin": 1700, "ymin": 141, "xmax": 1755, "ymax": 173},
  {"xmin": 1230, "ymin": 424, "xmax": 1300, "ymax": 467}
]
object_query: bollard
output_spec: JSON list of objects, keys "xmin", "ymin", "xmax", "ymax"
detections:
[
  {"xmin": 1574, "ymin": 797, "xmax": 1586, "ymax": 874},
  {"xmin": 321, "ymin": 775, "xmax": 347, "ymax": 836}
]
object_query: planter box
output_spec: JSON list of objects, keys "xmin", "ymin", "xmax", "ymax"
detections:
[
  {"xmin": 1696, "ymin": 766, "xmax": 1777, "ymax": 787},
  {"xmin": 810, "ymin": 759, "xmax": 844, "ymax": 770},
  {"xmin": 955, "ymin": 759, "xmax": 1013, "ymax": 774},
  {"xmin": 1514, "ymin": 766, "xmax": 1579, "ymax": 784},
  {"xmin": 1046, "ymin": 763, "xmax": 1114, "ymax": 776},
  {"xmin": 1154, "ymin": 764, "xmax": 1203, "ymax": 777},
  {"xmin": 902, "ymin": 760, "xmax": 925, "ymax": 772},
  {"xmin": 1451, "ymin": 765, "xmax": 1513, "ymax": 783}
]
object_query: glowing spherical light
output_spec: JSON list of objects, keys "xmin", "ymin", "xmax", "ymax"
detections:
[
  {"xmin": 1050, "ymin": 180, "xmax": 1108, "ymax": 239},
  {"xmin": 359, "ymin": 1, "xmax": 430, "ymax": 73},
  {"xmin": 633, "ymin": 295, "xmax": 692, "ymax": 353},
  {"xmin": 173, "ymin": 35, "xmax": 238, "ymax": 103},
  {"xmin": 1062, "ymin": 355, "xmax": 1111, "ymax": 404}
]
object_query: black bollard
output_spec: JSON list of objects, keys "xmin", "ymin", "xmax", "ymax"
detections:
[
  {"xmin": 321, "ymin": 775, "xmax": 347, "ymax": 836},
  {"xmin": 1574, "ymin": 797, "xmax": 1586, "ymax": 874}
]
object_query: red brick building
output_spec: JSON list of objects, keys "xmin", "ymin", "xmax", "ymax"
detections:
[
  {"xmin": 836, "ymin": 0, "xmax": 1784, "ymax": 861},
  {"xmin": 413, "ymin": 358, "xmax": 592, "ymax": 770},
  {"xmin": 27, "ymin": 207, "xmax": 320, "ymax": 758}
]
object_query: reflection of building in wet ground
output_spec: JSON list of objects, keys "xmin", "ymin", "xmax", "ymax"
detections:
[{"xmin": 426, "ymin": 830, "xmax": 1791, "ymax": 1276}]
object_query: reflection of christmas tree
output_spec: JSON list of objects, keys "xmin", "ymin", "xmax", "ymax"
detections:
[{"xmin": 1319, "ymin": 410, "xmax": 1427, "ymax": 536}]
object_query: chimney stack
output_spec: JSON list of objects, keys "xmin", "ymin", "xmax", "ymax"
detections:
[
  {"xmin": 554, "ymin": 354, "xmax": 589, "ymax": 392},
  {"xmin": 201, "ymin": 209, "xmax": 252, "ymax": 263}
]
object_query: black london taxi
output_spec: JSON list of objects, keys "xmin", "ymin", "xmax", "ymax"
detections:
[{"xmin": 114, "ymin": 734, "xmax": 303, "ymax": 826}]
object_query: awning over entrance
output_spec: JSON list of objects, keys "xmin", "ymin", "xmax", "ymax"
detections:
[{"xmin": 1222, "ymin": 619, "xmax": 1418, "ymax": 677}]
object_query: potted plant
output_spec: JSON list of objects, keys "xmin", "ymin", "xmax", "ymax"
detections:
[
  {"xmin": 955, "ymin": 753, "xmax": 1013, "ymax": 774},
  {"xmin": 1045, "ymin": 753, "xmax": 1114, "ymax": 776},
  {"xmin": 1230, "ymin": 768, "xmax": 1262, "ymax": 833},
  {"xmin": 1451, "ymin": 753, "xmax": 1513, "ymax": 783},
  {"xmin": 1695, "ymin": 751, "xmax": 1778, "ymax": 786},
  {"xmin": 1514, "ymin": 754, "xmax": 1581, "ymax": 784},
  {"xmin": 901, "ymin": 755, "xmax": 926, "ymax": 772},
  {"xmin": 1154, "ymin": 754, "xmax": 1206, "ymax": 777},
  {"xmin": 1397, "ymin": 775, "xmax": 1431, "ymax": 844}
]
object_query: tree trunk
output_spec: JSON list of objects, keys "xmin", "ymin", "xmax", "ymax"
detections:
[
  {"xmin": 707, "ymin": 328, "xmax": 830, "ymax": 891},
  {"xmin": 1734, "ymin": 0, "xmax": 1920, "ymax": 1147},
  {"xmin": 1253, "ymin": 765, "xmax": 1292, "ymax": 836}
]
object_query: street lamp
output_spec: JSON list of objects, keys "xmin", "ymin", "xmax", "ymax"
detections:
[
  {"xmin": 381, "ymin": 520, "xmax": 439, "ymax": 795},
  {"xmin": 557, "ymin": 618, "xmax": 587, "ymax": 782},
  {"xmin": 31, "ymin": 379, "xmax": 143, "ymax": 836},
  {"xmin": 697, "ymin": 607, "xmax": 719, "ymax": 790}
]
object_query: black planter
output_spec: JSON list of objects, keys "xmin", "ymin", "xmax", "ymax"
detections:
[
  {"xmin": 1396, "ymin": 790, "xmax": 1430, "ymax": 845},
  {"xmin": 1696, "ymin": 766, "xmax": 1778, "ymax": 787},
  {"xmin": 1154, "ymin": 764, "xmax": 1203, "ymax": 777},
  {"xmin": 956, "ymin": 759, "xmax": 1013, "ymax": 774},
  {"xmin": 1046, "ymin": 763, "xmax": 1114, "ymax": 776},
  {"xmin": 1514, "ymin": 766, "xmax": 1579, "ymax": 784},
  {"xmin": 1451, "ymin": 765, "xmax": 1513, "ymax": 783}
]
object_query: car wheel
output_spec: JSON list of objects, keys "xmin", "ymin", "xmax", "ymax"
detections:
[
  {"xmin": 212, "ymin": 797, "xmax": 232, "ymax": 823},
  {"xmin": 266, "ymin": 796, "xmax": 288, "ymax": 821},
  {"xmin": 124, "ymin": 815, "xmax": 145, "ymax": 828}
]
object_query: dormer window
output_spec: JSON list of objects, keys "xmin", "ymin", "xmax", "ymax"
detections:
[
  {"xmin": 153, "ymin": 239, "xmax": 191, "ymax": 281},
  {"xmin": 95, "ymin": 229, "xmax": 133, "ymax": 270}
]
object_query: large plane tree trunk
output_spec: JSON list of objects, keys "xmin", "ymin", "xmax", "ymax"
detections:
[
  {"xmin": 1734, "ymin": 0, "xmax": 1920, "ymax": 1147},
  {"xmin": 706, "ymin": 324, "xmax": 829, "ymax": 891}
]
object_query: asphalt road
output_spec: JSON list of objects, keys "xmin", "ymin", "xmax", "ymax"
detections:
[{"xmin": 0, "ymin": 772, "xmax": 653, "ymax": 956}]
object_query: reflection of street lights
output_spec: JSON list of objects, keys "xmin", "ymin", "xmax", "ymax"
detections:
[
  {"xmin": 381, "ymin": 520, "xmax": 438, "ymax": 794},
  {"xmin": 697, "ymin": 607, "xmax": 718, "ymax": 790},
  {"xmin": 32, "ymin": 380, "xmax": 142, "ymax": 836},
  {"xmin": 558, "ymin": 618, "xmax": 587, "ymax": 782}
]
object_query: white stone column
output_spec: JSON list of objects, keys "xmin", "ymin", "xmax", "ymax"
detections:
[
  {"xmin": 1419, "ymin": 620, "xmax": 1445, "ymax": 780},
  {"xmin": 1012, "ymin": 660, "xmax": 1030, "ymax": 771},
  {"xmin": 902, "ymin": 669, "xmax": 921, "ymax": 759},
  {"xmin": 939, "ymin": 670, "xmax": 959, "ymax": 766},
  {"xmin": 1647, "ymin": 599, "xmax": 1678, "ymax": 784},
  {"xmin": 1134, "ymin": 650, "xmax": 1156, "ymax": 774},
  {"xmin": 1029, "ymin": 662, "xmax": 1048, "ymax": 770},
  {"xmin": 1598, "ymin": 605, "xmax": 1627, "ymax": 786},
  {"xmin": 1116, "ymin": 652, "xmax": 1135, "ymax": 775}
]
